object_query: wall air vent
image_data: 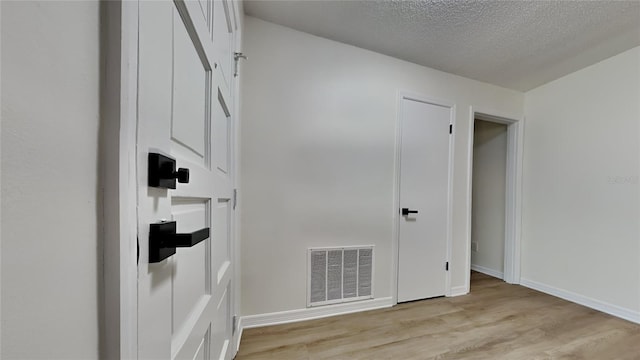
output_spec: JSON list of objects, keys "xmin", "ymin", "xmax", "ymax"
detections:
[{"xmin": 308, "ymin": 246, "xmax": 374, "ymax": 307}]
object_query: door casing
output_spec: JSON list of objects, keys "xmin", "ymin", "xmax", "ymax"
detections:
[
  {"xmin": 101, "ymin": 2, "xmax": 140, "ymax": 358},
  {"xmin": 392, "ymin": 91, "xmax": 456, "ymax": 305},
  {"xmin": 466, "ymin": 108, "xmax": 524, "ymax": 288}
]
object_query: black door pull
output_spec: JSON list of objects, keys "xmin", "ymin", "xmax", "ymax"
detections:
[
  {"xmin": 401, "ymin": 208, "xmax": 419, "ymax": 216},
  {"xmin": 173, "ymin": 228, "xmax": 210, "ymax": 247},
  {"xmin": 149, "ymin": 221, "xmax": 210, "ymax": 263},
  {"xmin": 148, "ymin": 153, "xmax": 190, "ymax": 189}
]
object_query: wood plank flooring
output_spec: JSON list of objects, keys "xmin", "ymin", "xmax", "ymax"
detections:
[{"xmin": 236, "ymin": 272, "xmax": 640, "ymax": 359}]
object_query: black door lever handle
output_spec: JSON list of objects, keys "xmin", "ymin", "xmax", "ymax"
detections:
[
  {"xmin": 401, "ymin": 208, "xmax": 419, "ymax": 216},
  {"xmin": 173, "ymin": 228, "xmax": 210, "ymax": 247},
  {"xmin": 149, "ymin": 221, "xmax": 210, "ymax": 263}
]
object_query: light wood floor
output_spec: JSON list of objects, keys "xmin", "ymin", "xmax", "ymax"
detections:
[{"xmin": 236, "ymin": 272, "xmax": 640, "ymax": 359}]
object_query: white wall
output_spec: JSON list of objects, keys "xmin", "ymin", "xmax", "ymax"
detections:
[
  {"xmin": 240, "ymin": 17, "xmax": 523, "ymax": 316},
  {"xmin": 471, "ymin": 120, "xmax": 507, "ymax": 277},
  {"xmin": 1, "ymin": 1, "xmax": 100, "ymax": 358},
  {"xmin": 522, "ymin": 47, "xmax": 640, "ymax": 318}
]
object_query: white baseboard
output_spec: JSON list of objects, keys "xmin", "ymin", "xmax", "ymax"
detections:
[
  {"xmin": 449, "ymin": 285, "xmax": 468, "ymax": 297},
  {"xmin": 520, "ymin": 278, "xmax": 640, "ymax": 324},
  {"xmin": 471, "ymin": 264, "xmax": 504, "ymax": 279},
  {"xmin": 241, "ymin": 297, "xmax": 393, "ymax": 329}
]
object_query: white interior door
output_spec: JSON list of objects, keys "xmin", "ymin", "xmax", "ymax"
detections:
[
  {"xmin": 136, "ymin": 1, "xmax": 237, "ymax": 359},
  {"xmin": 397, "ymin": 97, "xmax": 452, "ymax": 303}
]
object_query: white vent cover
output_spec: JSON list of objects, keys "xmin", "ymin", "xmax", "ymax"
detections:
[{"xmin": 308, "ymin": 246, "xmax": 373, "ymax": 307}]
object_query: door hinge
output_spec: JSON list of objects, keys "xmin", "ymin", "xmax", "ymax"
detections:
[
  {"xmin": 449, "ymin": 124, "xmax": 453, "ymax": 134},
  {"xmin": 234, "ymin": 52, "xmax": 248, "ymax": 77},
  {"xmin": 232, "ymin": 314, "xmax": 238, "ymax": 335},
  {"xmin": 445, "ymin": 261, "xmax": 449, "ymax": 271},
  {"xmin": 233, "ymin": 188, "xmax": 237, "ymax": 210}
]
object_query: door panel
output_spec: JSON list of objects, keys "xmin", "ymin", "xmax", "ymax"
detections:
[
  {"xmin": 137, "ymin": 1, "xmax": 236, "ymax": 359},
  {"xmin": 212, "ymin": 71, "xmax": 233, "ymax": 198},
  {"xmin": 213, "ymin": 0, "xmax": 233, "ymax": 90},
  {"xmin": 171, "ymin": 199, "xmax": 210, "ymax": 334},
  {"xmin": 213, "ymin": 91, "xmax": 231, "ymax": 174},
  {"xmin": 194, "ymin": 0, "xmax": 210, "ymax": 28},
  {"xmin": 171, "ymin": 10, "xmax": 210, "ymax": 165},
  {"xmin": 192, "ymin": 330, "xmax": 210, "ymax": 360},
  {"xmin": 397, "ymin": 98, "xmax": 451, "ymax": 303},
  {"xmin": 214, "ymin": 199, "xmax": 231, "ymax": 285},
  {"xmin": 212, "ymin": 285, "xmax": 231, "ymax": 359}
]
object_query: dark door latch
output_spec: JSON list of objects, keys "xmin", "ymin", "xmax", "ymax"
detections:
[
  {"xmin": 148, "ymin": 153, "xmax": 189, "ymax": 189},
  {"xmin": 401, "ymin": 208, "xmax": 419, "ymax": 216},
  {"xmin": 149, "ymin": 221, "xmax": 210, "ymax": 263}
]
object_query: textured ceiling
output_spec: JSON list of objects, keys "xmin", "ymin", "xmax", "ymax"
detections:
[{"xmin": 244, "ymin": 0, "xmax": 640, "ymax": 91}]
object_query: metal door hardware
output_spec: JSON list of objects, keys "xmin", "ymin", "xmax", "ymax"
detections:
[
  {"xmin": 149, "ymin": 221, "xmax": 210, "ymax": 263},
  {"xmin": 148, "ymin": 152, "xmax": 189, "ymax": 189},
  {"xmin": 401, "ymin": 208, "xmax": 419, "ymax": 216},
  {"xmin": 233, "ymin": 52, "xmax": 248, "ymax": 77}
]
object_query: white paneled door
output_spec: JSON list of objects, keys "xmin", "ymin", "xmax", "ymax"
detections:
[
  {"xmin": 397, "ymin": 97, "xmax": 452, "ymax": 303},
  {"xmin": 136, "ymin": 1, "xmax": 237, "ymax": 359}
]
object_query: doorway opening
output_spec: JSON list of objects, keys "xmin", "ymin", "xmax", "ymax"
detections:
[
  {"xmin": 466, "ymin": 110, "xmax": 523, "ymax": 291},
  {"xmin": 471, "ymin": 119, "xmax": 507, "ymax": 280}
]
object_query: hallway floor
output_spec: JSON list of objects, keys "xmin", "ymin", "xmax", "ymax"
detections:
[{"xmin": 236, "ymin": 272, "xmax": 640, "ymax": 359}]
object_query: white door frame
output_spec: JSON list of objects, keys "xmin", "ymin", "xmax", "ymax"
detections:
[
  {"xmin": 101, "ymin": 2, "xmax": 139, "ymax": 358},
  {"xmin": 101, "ymin": 1, "xmax": 243, "ymax": 358},
  {"xmin": 392, "ymin": 91, "xmax": 456, "ymax": 305},
  {"xmin": 465, "ymin": 107, "xmax": 524, "ymax": 287}
]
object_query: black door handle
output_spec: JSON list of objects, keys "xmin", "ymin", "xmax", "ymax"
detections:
[
  {"xmin": 149, "ymin": 221, "xmax": 210, "ymax": 263},
  {"xmin": 173, "ymin": 228, "xmax": 210, "ymax": 247},
  {"xmin": 401, "ymin": 208, "xmax": 419, "ymax": 216},
  {"xmin": 148, "ymin": 153, "xmax": 190, "ymax": 189}
]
